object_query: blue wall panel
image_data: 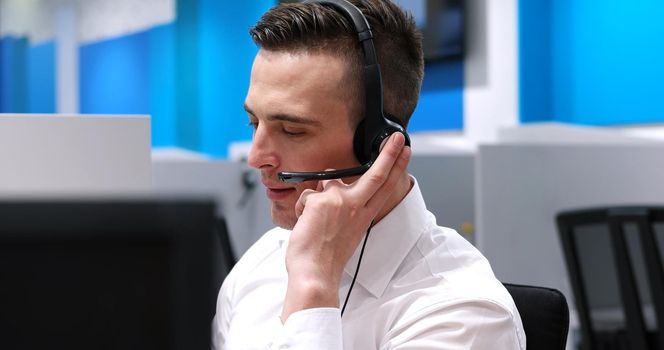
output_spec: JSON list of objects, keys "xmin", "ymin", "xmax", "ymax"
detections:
[
  {"xmin": 0, "ymin": 36, "xmax": 28, "ymax": 112},
  {"xmin": 149, "ymin": 24, "xmax": 176, "ymax": 147},
  {"xmin": 26, "ymin": 40, "xmax": 56, "ymax": 113},
  {"xmin": 175, "ymin": 0, "xmax": 200, "ymax": 150},
  {"xmin": 410, "ymin": 60, "xmax": 464, "ymax": 131},
  {"xmin": 518, "ymin": 1, "xmax": 551, "ymax": 123},
  {"xmin": 520, "ymin": 0, "xmax": 664, "ymax": 126},
  {"xmin": 80, "ymin": 31, "xmax": 150, "ymax": 114},
  {"xmin": 0, "ymin": 38, "xmax": 2, "ymax": 110},
  {"xmin": 554, "ymin": 0, "xmax": 664, "ymax": 125},
  {"xmin": 197, "ymin": 0, "xmax": 274, "ymax": 157},
  {"xmin": 80, "ymin": 24, "xmax": 177, "ymax": 147}
]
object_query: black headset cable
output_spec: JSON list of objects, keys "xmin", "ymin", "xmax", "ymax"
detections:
[{"xmin": 341, "ymin": 221, "xmax": 374, "ymax": 317}]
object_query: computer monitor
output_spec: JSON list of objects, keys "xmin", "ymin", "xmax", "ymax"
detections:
[{"xmin": 0, "ymin": 199, "xmax": 220, "ymax": 350}]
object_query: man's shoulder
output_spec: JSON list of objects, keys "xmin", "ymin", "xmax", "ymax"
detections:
[
  {"xmin": 383, "ymin": 227, "xmax": 525, "ymax": 346},
  {"xmin": 234, "ymin": 227, "xmax": 288, "ymax": 269},
  {"xmin": 223, "ymin": 227, "xmax": 287, "ymax": 284},
  {"xmin": 391, "ymin": 224, "xmax": 520, "ymax": 321}
]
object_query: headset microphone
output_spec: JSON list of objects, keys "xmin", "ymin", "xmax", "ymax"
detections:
[
  {"xmin": 278, "ymin": 163, "xmax": 371, "ymax": 183},
  {"xmin": 277, "ymin": 0, "xmax": 410, "ymax": 184}
]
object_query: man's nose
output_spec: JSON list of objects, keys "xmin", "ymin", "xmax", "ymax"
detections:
[{"xmin": 247, "ymin": 126, "xmax": 278, "ymax": 170}]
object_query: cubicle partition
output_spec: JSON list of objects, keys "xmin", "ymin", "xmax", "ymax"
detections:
[
  {"xmin": 476, "ymin": 143, "xmax": 664, "ymax": 300},
  {"xmin": 408, "ymin": 153, "xmax": 475, "ymax": 243}
]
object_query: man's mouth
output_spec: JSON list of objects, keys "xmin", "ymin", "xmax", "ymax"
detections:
[
  {"xmin": 262, "ymin": 179, "xmax": 296, "ymax": 201},
  {"xmin": 265, "ymin": 187, "xmax": 296, "ymax": 200}
]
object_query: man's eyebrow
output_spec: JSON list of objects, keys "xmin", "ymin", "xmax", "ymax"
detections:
[
  {"xmin": 269, "ymin": 114, "xmax": 321, "ymax": 126},
  {"xmin": 243, "ymin": 103, "xmax": 321, "ymax": 126}
]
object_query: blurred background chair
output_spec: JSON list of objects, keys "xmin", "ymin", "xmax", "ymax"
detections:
[
  {"xmin": 503, "ymin": 283, "xmax": 569, "ymax": 350},
  {"xmin": 557, "ymin": 207, "xmax": 664, "ymax": 350},
  {"xmin": 215, "ymin": 216, "xmax": 237, "ymax": 272}
]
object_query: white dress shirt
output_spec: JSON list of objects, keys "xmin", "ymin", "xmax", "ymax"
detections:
[{"xmin": 213, "ymin": 178, "xmax": 526, "ymax": 349}]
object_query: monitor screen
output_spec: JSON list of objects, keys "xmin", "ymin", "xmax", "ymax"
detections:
[
  {"xmin": 395, "ymin": 0, "xmax": 464, "ymax": 61},
  {"xmin": 0, "ymin": 199, "xmax": 219, "ymax": 350}
]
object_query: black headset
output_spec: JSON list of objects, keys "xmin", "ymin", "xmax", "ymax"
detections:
[{"xmin": 277, "ymin": 0, "xmax": 411, "ymax": 183}]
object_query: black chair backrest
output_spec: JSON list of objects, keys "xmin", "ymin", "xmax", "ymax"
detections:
[
  {"xmin": 504, "ymin": 283, "xmax": 569, "ymax": 350},
  {"xmin": 215, "ymin": 216, "xmax": 237, "ymax": 272},
  {"xmin": 210, "ymin": 216, "xmax": 236, "ymax": 302},
  {"xmin": 557, "ymin": 207, "xmax": 664, "ymax": 350}
]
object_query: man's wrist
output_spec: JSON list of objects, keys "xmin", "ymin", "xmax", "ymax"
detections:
[{"xmin": 281, "ymin": 276, "xmax": 340, "ymax": 322}]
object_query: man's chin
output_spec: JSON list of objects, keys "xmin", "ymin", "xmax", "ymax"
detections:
[{"xmin": 270, "ymin": 203, "xmax": 296, "ymax": 230}]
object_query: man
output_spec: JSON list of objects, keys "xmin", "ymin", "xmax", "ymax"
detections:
[{"xmin": 213, "ymin": 1, "xmax": 526, "ymax": 349}]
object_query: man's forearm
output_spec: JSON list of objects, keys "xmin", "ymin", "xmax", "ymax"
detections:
[{"xmin": 281, "ymin": 273, "xmax": 340, "ymax": 322}]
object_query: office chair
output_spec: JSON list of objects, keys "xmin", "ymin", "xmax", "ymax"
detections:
[
  {"xmin": 209, "ymin": 216, "xmax": 236, "ymax": 309},
  {"xmin": 503, "ymin": 283, "xmax": 570, "ymax": 350},
  {"xmin": 557, "ymin": 207, "xmax": 664, "ymax": 350},
  {"xmin": 215, "ymin": 216, "xmax": 237, "ymax": 271}
]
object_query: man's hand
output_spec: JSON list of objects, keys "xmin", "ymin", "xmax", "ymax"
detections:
[{"xmin": 281, "ymin": 132, "xmax": 412, "ymax": 322}]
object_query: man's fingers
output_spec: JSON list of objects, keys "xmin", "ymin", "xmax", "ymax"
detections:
[
  {"xmin": 364, "ymin": 144, "xmax": 411, "ymax": 213},
  {"xmin": 319, "ymin": 170, "xmax": 338, "ymax": 190},
  {"xmin": 296, "ymin": 176, "xmax": 343, "ymax": 218},
  {"xmin": 295, "ymin": 189, "xmax": 317, "ymax": 218},
  {"xmin": 353, "ymin": 132, "xmax": 405, "ymax": 202},
  {"xmin": 320, "ymin": 171, "xmax": 347, "ymax": 191},
  {"xmin": 297, "ymin": 135, "xmax": 408, "ymax": 220}
]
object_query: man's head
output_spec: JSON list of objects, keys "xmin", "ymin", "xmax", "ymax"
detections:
[
  {"xmin": 245, "ymin": 0, "xmax": 424, "ymax": 228},
  {"xmin": 250, "ymin": 0, "xmax": 424, "ymax": 128}
]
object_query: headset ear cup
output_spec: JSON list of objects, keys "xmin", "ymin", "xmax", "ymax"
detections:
[
  {"xmin": 384, "ymin": 113, "xmax": 411, "ymax": 147},
  {"xmin": 384, "ymin": 113, "xmax": 401, "ymax": 127},
  {"xmin": 353, "ymin": 119, "xmax": 369, "ymax": 165}
]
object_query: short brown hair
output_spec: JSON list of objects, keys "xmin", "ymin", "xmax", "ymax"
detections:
[{"xmin": 249, "ymin": 0, "xmax": 424, "ymax": 128}]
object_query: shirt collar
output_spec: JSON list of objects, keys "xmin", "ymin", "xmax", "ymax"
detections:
[{"xmin": 343, "ymin": 176, "xmax": 429, "ymax": 298}]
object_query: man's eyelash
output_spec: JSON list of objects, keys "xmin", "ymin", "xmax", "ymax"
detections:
[{"xmin": 283, "ymin": 129, "xmax": 303, "ymax": 136}]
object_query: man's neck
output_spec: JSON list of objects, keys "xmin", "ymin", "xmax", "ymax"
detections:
[{"xmin": 373, "ymin": 173, "xmax": 413, "ymax": 224}]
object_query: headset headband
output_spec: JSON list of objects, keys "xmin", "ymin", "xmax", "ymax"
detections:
[
  {"xmin": 304, "ymin": 0, "xmax": 389, "ymax": 159},
  {"xmin": 278, "ymin": 0, "xmax": 409, "ymax": 183},
  {"xmin": 304, "ymin": 0, "xmax": 378, "ymax": 66}
]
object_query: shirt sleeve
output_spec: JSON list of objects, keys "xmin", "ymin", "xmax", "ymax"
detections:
[
  {"xmin": 267, "ymin": 308, "xmax": 343, "ymax": 349},
  {"xmin": 382, "ymin": 300, "xmax": 525, "ymax": 350}
]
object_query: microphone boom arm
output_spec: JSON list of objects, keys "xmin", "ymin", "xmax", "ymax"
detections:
[{"xmin": 277, "ymin": 163, "xmax": 372, "ymax": 183}]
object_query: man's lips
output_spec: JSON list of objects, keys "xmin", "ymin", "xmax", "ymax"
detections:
[
  {"xmin": 261, "ymin": 179, "xmax": 293, "ymax": 190},
  {"xmin": 262, "ymin": 181, "xmax": 296, "ymax": 201}
]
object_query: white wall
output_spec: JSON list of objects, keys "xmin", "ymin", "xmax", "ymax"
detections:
[
  {"xmin": 0, "ymin": 0, "xmax": 174, "ymax": 43},
  {"xmin": 463, "ymin": 0, "xmax": 520, "ymax": 144},
  {"xmin": 0, "ymin": 0, "xmax": 58, "ymax": 43},
  {"xmin": 78, "ymin": 0, "xmax": 174, "ymax": 44},
  {"xmin": 55, "ymin": 2, "xmax": 79, "ymax": 114}
]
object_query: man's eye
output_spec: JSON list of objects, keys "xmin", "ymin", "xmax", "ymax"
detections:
[
  {"xmin": 282, "ymin": 128, "xmax": 304, "ymax": 137},
  {"xmin": 248, "ymin": 121, "xmax": 258, "ymax": 130}
]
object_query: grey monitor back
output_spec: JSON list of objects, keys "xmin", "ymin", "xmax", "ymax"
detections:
[{"xmin": 0, "ymin": 114, "xmax": 151, "ymax": 196}]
